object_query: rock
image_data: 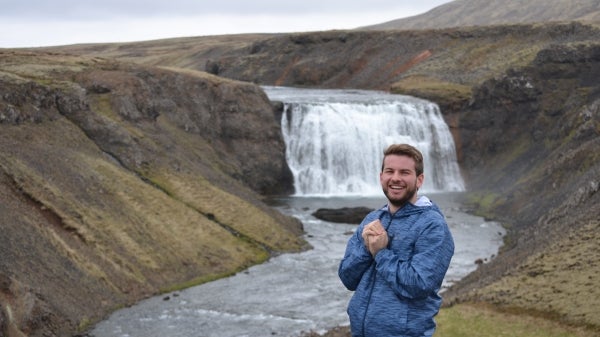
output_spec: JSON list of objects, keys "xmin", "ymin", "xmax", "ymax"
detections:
[{"xmin": 312, "ymin": 207, "xmax": 374, "ymax": 224}]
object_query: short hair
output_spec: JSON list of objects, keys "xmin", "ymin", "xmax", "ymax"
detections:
[{"xmin": 382, "ymin": 144, "xmax": 424, "ymax": 176}]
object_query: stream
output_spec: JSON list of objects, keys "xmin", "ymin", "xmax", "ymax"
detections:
[{"xmin": 90, "ymin": 193, "xmax": 505, "ymax": 337}]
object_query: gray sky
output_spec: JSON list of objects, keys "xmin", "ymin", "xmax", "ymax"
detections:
[{"xmin": 0, "ymin": 0, "xmax": 452, "ymax": 48}]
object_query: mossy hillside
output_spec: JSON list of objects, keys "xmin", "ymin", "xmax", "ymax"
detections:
[
  {"xmin": 435, "ymin": 303, "xmax": 594, "ymax": 337},
  {"xmin": 307, "ymin": 301, "xmax": 595, "ymax": 337},
  {"xmin": 0, "ymin": 51, "xmax": 307, "ymax": 336},
  {"xmin": 43, "ymin": 24, "xmax": 597, "ymax": 94},
  {"xmin": 465, "ymin": 220, "xmax": 600, "ymax": 331},
  {"xmin": 0, "ymin": 119, "xmax": 268, "ymax": 283},
  {"xmin": 83, "ymin": 86, "xmax": 306, "ymax": 253},
  {"xmin": 395, "ymin": 33, "xmax": 543, "ymax": 91},
  {"xmin": 150, "ymin": 171, "xmax": 305, "ymax": 252},
  {"xmin": 441, "ymin": 42, "xmax": 600, "ymax": 331},
  {"xmin": 390, "ymin": 75, "xmax": 472, "ymax": 111}
]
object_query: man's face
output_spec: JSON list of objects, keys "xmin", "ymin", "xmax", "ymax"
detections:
[{"xmin": 380, "ymin": 154, "xmax": 424, "ymax": 207}]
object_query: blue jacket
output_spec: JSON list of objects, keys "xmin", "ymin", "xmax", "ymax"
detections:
[{"xmin": 338, "ymin": 196, "xmax": 454, "ymax": 337}]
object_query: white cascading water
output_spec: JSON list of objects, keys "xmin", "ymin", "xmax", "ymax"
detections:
[{"xmin": 264, "ymin": 86, "xmax": 465, "ymax": 196}]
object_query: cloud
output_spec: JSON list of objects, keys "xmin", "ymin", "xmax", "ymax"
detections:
[
  {"xmin": 2, "ymin": 0, "xmax": 449, "ymax": 19},
  {"xmin": 0, "ymin": 0, "xmax": 452, "ymax": 47}
]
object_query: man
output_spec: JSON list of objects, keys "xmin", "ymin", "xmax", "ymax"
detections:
[{"xmin": 338, "ymin": 143, "xmax": 454, "ymax": 337}]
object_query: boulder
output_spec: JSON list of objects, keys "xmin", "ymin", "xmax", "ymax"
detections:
[{"xmin": 312, "ymin": 207, "xmax": 374, "ymax": 224}]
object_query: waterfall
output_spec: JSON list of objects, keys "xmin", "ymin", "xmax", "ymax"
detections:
[{"xmin": 264, "ymin": 86, "xmax": 465, "ymax": 196}]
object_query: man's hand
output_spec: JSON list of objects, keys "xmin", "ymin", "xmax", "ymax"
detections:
[{"xmin": 362, "ymin": 219, "xmax": 389, "ymax": 256}]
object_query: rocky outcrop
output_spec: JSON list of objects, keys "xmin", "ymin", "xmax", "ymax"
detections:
[
  {"xmin": 200, "ymin": 23, "xmax": 598, "ymax": 91},
  {"xmin": 441, "ymin": 42, "xmax": 600, "ymax": 328},
  {"xmin": 312, "ymin": 207, "xmax": 374, "ymax": 224},
  {"xmin": 48, "ymin": 24, "xmax": 596, "ymax": 95},
  {"xmin": 0, "ymin": 51, "xmax": 305, "ymax": 337},
  {"xmin": 459, "ymin": 43, "xmax": 600, "ymax": 221}
]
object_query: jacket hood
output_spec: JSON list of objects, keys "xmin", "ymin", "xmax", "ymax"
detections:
[{"xmin": 377, "ymin": 195, "xmax": 444, "ymax": 219}]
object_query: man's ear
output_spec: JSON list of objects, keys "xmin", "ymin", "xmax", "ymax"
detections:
[{"xmin": 416, "ymin": 174, "xmax": 424, "ymax": 189}]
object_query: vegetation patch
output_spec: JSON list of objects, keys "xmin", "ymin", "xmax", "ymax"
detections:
[
  {"xmin": 390, "ymin": 75, "xmax": 472, "ymax": 107},
  {"xmin": 466, "ymin": 220, "xmax": 600, "ymax": 330},
  {"xmin": 463, "ymin": 191, "xmax": 503, "ymax": 218},
  {"xmin": 436, "ymin": 303, "xmax": 592, "ymax": 337}
]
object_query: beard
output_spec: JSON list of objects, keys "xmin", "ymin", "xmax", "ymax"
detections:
[{"xmin": 382, "ymin": 181, "xmax": 418, "ymax": 209}]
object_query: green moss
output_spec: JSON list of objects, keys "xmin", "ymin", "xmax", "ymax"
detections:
[
  {"xmin": 158, "ymin": 256, "xmax": 270, "ymax": 293},
  {"xmin": 146, "ymin": 169, "xmax": 306, "ymax": 252},
  {"xmin": 87, "ymin": 93, "xmax": 147, "ymax": 139},
  {"xmin": 77, "ymin": 317, "xmax": 93, "ymax": 333},
  {"xmin": 88, "ymin": 93, "xmax": 116, "ymax": 119},
  {"xmin": 464, "ymin": 191, "xmax": 502, "ymax": 217},
  {"xmin": 471, "ymin": 221, "xmax": 600, "ymax": 330},
  {"xmin": 436, "ymin": 303, "xmax": 592, "ymax": 337},
  {"xmin": 504, "ymin": 137, "xmax": 530, "ymax": 164},
  {"xmin": 390, "ymin": 75, "xmax": 472, "ymax": 107}
]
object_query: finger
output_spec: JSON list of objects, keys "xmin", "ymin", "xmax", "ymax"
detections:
[
  {"xmin": 367, "ymin": 219, "xmax": 381, "ymax": 227},
  {"xmin": 372, "ymin": 221, "xmax": 384, "ymax": 231}
]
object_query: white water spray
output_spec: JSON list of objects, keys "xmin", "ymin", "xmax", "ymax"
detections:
[{"xmin": 264, "ymin": 86, "xmax": 465, "ymax": 196}]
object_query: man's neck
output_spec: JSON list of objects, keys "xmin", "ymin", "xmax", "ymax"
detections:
[{"xmin": 388, "ymin": 194, "xmax": 428, "ymax": 214}]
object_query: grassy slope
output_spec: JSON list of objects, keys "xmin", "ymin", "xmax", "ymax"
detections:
[
  {"xmin": 363, "ymin": 0, "xmax": 600, "ymax": 30},
  {"xmin": 0, "ymin": 51, "xmax": 307, "ymax": 335},
  {"xmin": 435, "ymin": 303, "xmax": 592, "ymax": 337}
]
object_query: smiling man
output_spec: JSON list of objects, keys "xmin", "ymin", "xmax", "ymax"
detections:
[{"xmin": 338, "ymin": 143, "xmax": 454, "ymax": 337}]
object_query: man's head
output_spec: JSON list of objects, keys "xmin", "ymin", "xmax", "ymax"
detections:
[
  {"xmin": 381, "ymin": 144, "xmax": 424, "ymax": 176},
  {"xmin": 380, "ymin": 144, "xmax": 425, "ymax": 210}
]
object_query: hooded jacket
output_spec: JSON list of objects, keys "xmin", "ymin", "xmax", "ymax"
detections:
[{"xmin": 338, "ymin": 196, "xmax": 454, "ymax": 337}]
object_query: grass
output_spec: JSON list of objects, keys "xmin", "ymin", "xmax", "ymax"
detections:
[
  {"xmin": 472, "ymin": 220, "xmax": 600, "ymax": 330},
  {"xmin": 390, "ymin": 75, "xmax": 472, "ymax": 104},
  {"xmin": 463, "ymin": 190, "xmax": 503, "ymax": 220},
  {"xmin": 159, "ymin": 270, "xmax": 241, "ymax": 294},
  {"xmin": 435, "ymin": 303, "xmax": 591, "ymax": 337}
]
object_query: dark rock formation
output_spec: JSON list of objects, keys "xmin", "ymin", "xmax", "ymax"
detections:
[
  {"xmin": 194, "ymin": 23, "xmax": 598, "ymax": 91},
  {"xmin": 312, "ymin": 207, "xmax": 374, "ymax": 224},
  {"xmin": 441, "ymin": 42, "xmax": 600, "ymax": 328}
]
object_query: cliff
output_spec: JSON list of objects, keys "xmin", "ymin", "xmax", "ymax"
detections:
[
  {"xmin": 0, "ymin": 51, "xmax": 305, "ymax": 336},
  {"xmin": 6, "ymin": 21, "xmax": 600, "ymax": 335},
  {"xmin": 442, "ymin": 41, "xmax": 600, "ymax": 329},
  {"xmin": 57, "ymin": 22, "xmax": 600, "ymax": 330}
]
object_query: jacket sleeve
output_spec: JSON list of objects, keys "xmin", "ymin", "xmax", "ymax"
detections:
[
  {"xmin": 373, "ymin": 218, "xmax": 454, "ymax": 299},
  {"xmin": 338, "ymin": 219, "xmax": 375, "ymax": 291}
]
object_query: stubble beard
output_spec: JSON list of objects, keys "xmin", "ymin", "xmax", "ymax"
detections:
[{"xmin": 383, "ymin": 182, "xmax": 418, "ymax": 209}]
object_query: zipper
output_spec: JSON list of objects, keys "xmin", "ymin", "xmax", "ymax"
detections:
[
  {"xmin": 360, "ymin": 211, "xmax": 392, "ymax": 336},
  {"xmin": 361, "ymin": 269, "xmax": 377, "ymax": 336}
]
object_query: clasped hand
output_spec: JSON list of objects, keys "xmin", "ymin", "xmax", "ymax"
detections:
[{"xmin": 361, "ymin": 219, "xmax": 389, "ymax": 256}]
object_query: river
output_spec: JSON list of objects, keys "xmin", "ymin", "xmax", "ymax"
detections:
[
  {"xmin": 90, "ymin": 87, "xmax": 504, "ymax": 336},
  {"xmin": 90, "ymin": 193, "xmax": 504, "ymax": 337}
]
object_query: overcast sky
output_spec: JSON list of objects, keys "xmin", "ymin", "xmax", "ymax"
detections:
[{"xmin": 0, "ymin": 0, "xmax": 452, "ymax": 48}]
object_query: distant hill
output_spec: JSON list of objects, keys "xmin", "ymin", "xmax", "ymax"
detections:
[{"xmin": 361, "ymin": 0, "xmax": 600, "ymax": 30}]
